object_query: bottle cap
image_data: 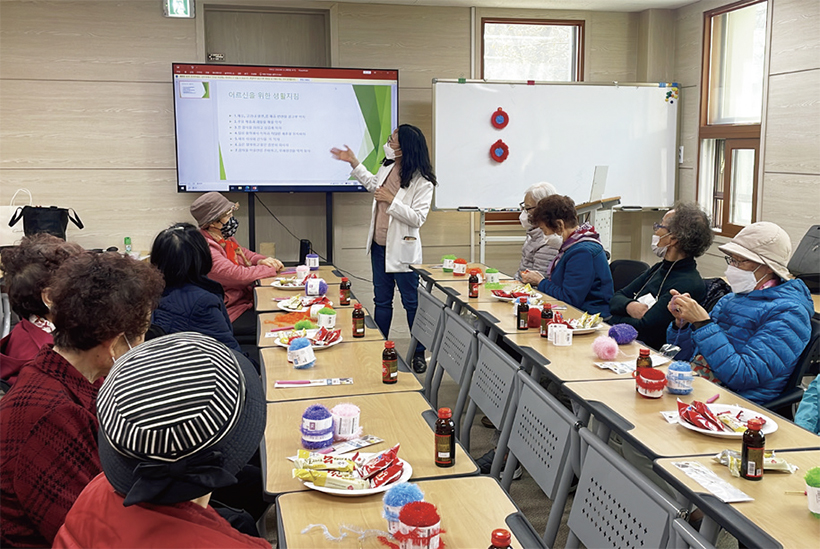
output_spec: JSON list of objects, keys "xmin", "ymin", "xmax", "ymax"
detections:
[
  {"xmin": 437, "ymin": 407, "xmax": 452, "ymax": 419},
  {"xmin": 747, "ymin": 418, "xmax": 765, "ymax": 430},
  {"xmin": 124, "ymin": 236, "xmax": 131, "ymax": 245},
  {"xmin": 354, "ymin": 303, "xmax": 362, "ymax": 309},
  {"xmin": 491, "ymin": 528, "xmax": 511, "ymax": 547},
  {"xmin": 639, "ymin": 348, "xmax": 650, "ymax": 357},
  {"xmin": 469, "ymin": 269, "xmax": 478, "ymax": 275},
  {"xmin": 543, "ymin": 303, "xmax": 552, "ymax": 309},
  {"xmin": 341, "ymin": 277, "xmax": 349, "ymax": 282},
  {"xmin": 519, "ymin": 297, "xmax": 528, "ymax": 303},
  {"xmin": 385, "ymin": 341, "xmax": 395, "ymax": 349}
]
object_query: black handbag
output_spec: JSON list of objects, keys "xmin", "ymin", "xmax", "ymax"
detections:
[{"xmin": 8, "ymin": 205, "xmax": 84, "ymax": 240}]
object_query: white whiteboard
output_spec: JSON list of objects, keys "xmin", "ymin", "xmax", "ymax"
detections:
[{"xmin": 432, "ymin": 80, "xmax": 679, "ymax": 210}]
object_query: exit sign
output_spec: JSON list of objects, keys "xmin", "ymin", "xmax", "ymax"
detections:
[{"xmin": 163, "ymin": 0, "xmax": 195, "ymax": 18}]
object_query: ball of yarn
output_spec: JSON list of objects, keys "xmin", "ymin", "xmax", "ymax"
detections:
[
  {"xmin": 301, "ymin": 404, "xmax": 334, "ymax": 450},
  {"xmin": 527, "ymin": 307, "xmax": 542, "ymax": 329},
  {"xmin": 330, "ymin": 403, "xmax": 363, "ymax": 441},
  {"xmin": 383, "ymin": 483, "xmax": 425, "ymax": 521},
  {"xmin": 592, "ymin": 336, "xmax": 619, "ymax": 360},
  {"xmin": 305, "ymin": 278, "xmax": 329, "ymax": 296},
  {"xmin": 666, "ymin": 361, "xmax": 694, "ymax": 395},
  {"xmin": 608, "ymin": 323, "xmax": 638, "ymax": 345},
  {"xmin": 288, "ymin": 337, "xmax": 316, "ymax": 369}
]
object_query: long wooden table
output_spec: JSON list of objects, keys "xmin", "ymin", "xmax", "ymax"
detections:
[
  {"xmin": 564, "ymin": 377, "xmax": 820, "ymax": 459},
  {"xmin": 276, "ymin": 477, "xmax": 535, "ymax": 549},
  {"xmin": 260, "ymin": 341, "xmax": 421, "ymax": 401},
  {"xmin": 254, "ymin": 285, "xmax": 353, "ymax": 313},
  {"xmin": 257, "ymin": 309, "xmax": 384, "ymax": 347},
  {"xmin": 410, "ymin": 263, "xmax": 512, "ymax": 291},
  {"xmin": 263, "ymin": 392, "xmax": 477, "ymax": 496},
  {"xmin": 655, "ymin": 450, "xmax": 820, "ymax": 549},
  {"xmin": 260, "ymin": 264, "xmax": 346, "ymax": 285}
]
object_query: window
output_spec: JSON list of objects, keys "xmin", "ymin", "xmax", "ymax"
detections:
[
  {"xmin": 481, "ymin": 19, "xmax": 584, "ymax": 81},
  {"xmin": 697, "ymin": 0, "xmax": 767, "ymax": 236}
]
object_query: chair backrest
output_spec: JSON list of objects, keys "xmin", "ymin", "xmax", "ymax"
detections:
[
  {"xmin": 468, "ymin": 333, "xmax": 521, "ymax": 432},
  {"xmin": 503, "ymin": 371, "xmax": 577, "ymax": 500},
  {"xmin": 609, "ymin": 259, "xmax": 650, "ymax": 293},
  {"xmin": 672, "ymin": 518, "xmax": 716, "ymax": 549},
  {"xmin": 410, "ymin": 286, "xmax": 446, "ymax": 352},
  {"xmin": 436, "ymin": 307, "xmax": 477, "ymax": 386},
  {"xmin": 788, "ymin": 224, "xmax": 820, "ymax": 277},
  {"xmin": 567, "ymin": 428, "xmax": 681, "ymax": 549},
  {"xmin": 790, "ymin": 316, "xmax": 820, "ymax": 387}
]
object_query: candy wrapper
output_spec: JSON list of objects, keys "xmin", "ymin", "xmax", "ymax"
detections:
[
  {"xmin": 370, "ymin": 461, "xmax": 405, "ymax": 488},
  {"xmin": 293, "ymin": 450, "xmax": 356, "ymax": 473},
  {"xmin": 677, "ymin": 398, "xmax": 725, "ymax": 432},
  {"xmin": 355, "ymin": 444, "xmax": 401, "ymax": 479},
  {"xmin": 713, "ymin": 449, "xmax": 798, "ymax": 477},
  {"xmin": 292, "ymin": 469, "xmax": 371, "ymax": 490}
]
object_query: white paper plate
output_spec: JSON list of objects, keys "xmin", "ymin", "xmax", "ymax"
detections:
[
  {"xmin": 272, "ymin": 329, "xmax": 343, "ymax": 351},
  {"xmin": 492, "ymin": 291, "xmax": 542, "ymax": 303},
  {"xmin": 677, "ymin": 404, "xmax": 778, "ymax": 438},
  {"xmin": 277, "ymin": 299, "xmax": 333, "ymax": 312},
  {"xmin": 569, "ymin": 325, "xmax": 605, "ymax": 335},
  {"xmin": 301, "ymin": 458, "xmax": 413, "ymax": 497},
  {"xmin": 271, "ymin": 280, "xmax": 306, "ymax": 290}
]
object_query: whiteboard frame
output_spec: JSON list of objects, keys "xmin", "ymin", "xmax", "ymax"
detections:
[{"xmin": 431, "ymin": 78, "xmax": 680, "ymax": 211}]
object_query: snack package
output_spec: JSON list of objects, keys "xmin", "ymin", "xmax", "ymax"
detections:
[
  {"xmin": 677, "ymin": 399, "xmax": 725, "ymax": 432},
  {"xmin": 293, "ymin": 450, "xmax": 356, "ymax": 472},
  {"xmin": 713, "ymin": 449, "xmax": 798, "ymax": 477},
  {"xmin": 356, "ymin": 444, "xmax": 401, "ymax": 479},
  {"xmin": 292, "ymin": 469, "xmax": 371, "ymax": 490},
  {"xmin": 370, "ymin": 461, "xmax": 404, "ymax": 488}
]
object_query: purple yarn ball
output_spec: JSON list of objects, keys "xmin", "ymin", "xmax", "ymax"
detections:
[{"xmin": 608, "ymin": 323, "xmax": 638, "ymax": 345}]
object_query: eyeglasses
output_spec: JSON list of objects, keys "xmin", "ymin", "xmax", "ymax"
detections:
[
  {"xmin": 724, "ymin": 255, "xmax": 752, "ymax": 267},
  {"xmin": 653, "ymin": 222, "xmax": 668, "ymax": 232},
  {"xmin": 519, "ymin": 201, "xmax": 535, "ymax": 212}
]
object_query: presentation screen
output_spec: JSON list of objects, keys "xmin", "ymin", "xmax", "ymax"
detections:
[{"xmin": 173, "ymin": 63, "xmax": 399, "ymax": 193}]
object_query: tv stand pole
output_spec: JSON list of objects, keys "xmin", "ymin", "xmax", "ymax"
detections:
[
  {"xmin": 326, "ymin": 192, "xmax": 334, "ymax": 264},
  {"xmin": 248, "ymin": 192, "xmax": 256, "ymax": 252}
]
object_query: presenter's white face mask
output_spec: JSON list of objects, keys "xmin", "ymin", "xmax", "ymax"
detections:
[
  {"xmin": 519, "ymin": 210, "xmax": 532, "ymax": 230},
  {"xmin": 725, "ymin": 264, "xmax": 761, "ymax": 294},
  {"xmin": 651, "ymin": 233, "xmax": 670, "ymax": 258},
  {"xmin": 383, "ymin": 142, "xmax": 400, "ymax": 160}
]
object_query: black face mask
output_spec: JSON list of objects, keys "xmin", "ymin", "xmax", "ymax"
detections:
[{"xmin": 220, "ymin": 216, "xmax": 239, "ymax": 239}]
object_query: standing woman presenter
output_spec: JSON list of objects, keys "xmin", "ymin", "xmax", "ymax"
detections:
[{"xmin": 331, "ymin": 124, "xmax": 437, "ymax": 373}]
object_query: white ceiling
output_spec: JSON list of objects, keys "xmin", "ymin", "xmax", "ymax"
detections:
[{"xmin": 331, "ymin": 0, "xmax": 699, "ymax": 13}]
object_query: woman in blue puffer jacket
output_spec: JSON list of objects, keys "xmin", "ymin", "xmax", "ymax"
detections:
[
  {"xmin": 150, "ymin": 223, "xmax": 242, "ymax": 353},
  {"xmin": 666, "ymin": 222, "xmax": 813, "ymax": 404}
]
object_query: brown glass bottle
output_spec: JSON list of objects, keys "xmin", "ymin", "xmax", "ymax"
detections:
[
  {"xmin": 741, "ymin": 418, "xmax": 765, "ymax": 480},
  {"xmin": 517, "ymin": 298, "xmax": 529, "ymax": 330},
  {"xmin": 382, "ymin": 341, "xmax": 398, "ymax": 384},
  {"xmin": 434, "ymin": 408, "xmax": 455, "ymax": 467},
  {"xmin": 488, "ymin": 528, "xmax": 512, "ymax": 549},
  {"xmin": 352, "ymin": 303, "xmax": 365, "ymax": 338},
  {"xmin": 468, "ymin": 269, "xmax": 480, "ymax": 298},
  {"xmin": 339, "ymin": 277, "xmax": 351, "ymax": 306},
  {"xmin": 540, "ymin": 304, "xmax": 553, "ymax": 337},
  {"xmin": 636, "ymin": 348, "xmax": 652, "ymax": 369}
]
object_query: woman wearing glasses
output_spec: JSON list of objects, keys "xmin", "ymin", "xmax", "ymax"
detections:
[
  {"xmin": 608, "ymin": 203, "xmax": 713, "ymax": 350},
  {"xmin": 515, "ymin": 182, "xmax": 560, "ymax": 282},
  {"xmin": 666, "ymin": 222, "xmax": 813, "ymax": 404}
]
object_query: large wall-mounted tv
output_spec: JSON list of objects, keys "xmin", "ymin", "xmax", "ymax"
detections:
[{"xmin": 173, "ymin": 63, "xmax": 399, "ymax": 193}]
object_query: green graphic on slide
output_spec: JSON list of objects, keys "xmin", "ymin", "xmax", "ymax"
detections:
[
  {"xmin": 353, "ymin": 85, "xmax": 392, "ymax": 173},
  {"xmin": 219, "ymin": 144, "xmax": 226, "ymax": 180},
  {"xmin": 202, "ymin": 82, "xmax": 210, "ymax": 99}
]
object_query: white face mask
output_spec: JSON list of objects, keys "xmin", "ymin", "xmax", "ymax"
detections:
[
  {"xmin": 519, "ymin": 210, "xmax": 532, "ymax": 230},
  {"xmin": 651, "ymin": 233, "xmax": 670, "ymax": 258},
  {"xmin": 725, "ymin": 264, "xmax": 760, "ymax": 294},
  {"xmin": 383, "ymin": 142, "xmax": 398, "ymax": 160}
]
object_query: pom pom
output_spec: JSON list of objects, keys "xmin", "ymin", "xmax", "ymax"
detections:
[
  {"xmin": 330, "ymin": 403, "xmax": 363, "ymax": 441},
  {"xmin": 666, "ymin": 361, "xmax": 694, "ymax": 395},
  {"xmin": 305, "ymin": 278, "xmax": 329, "ymax": 296},
  {"xmin": 609, "ymin": 323, "xmax": 638, "ymax": 345},
  {"xmin": 805, "ymin": 466, "xmax": 820, "ymax": 488},
  {"xmin": 592, "ymin": 336, "xmax": 619, "ymax": 360},
  {"xmin": 301, "ymin": 404, "xmax": 334, "ymax": 450},
  {"xmin": 294, "ymin": 319, "xmax": 317, "ymax": 330},
  {"xmin": 384, "ymin": 483, "xmax": 425, "ymax": 511},
  {"xmin": 528, "ymin": 307, "xmax": 541, "ymax": 328},
  {"xmin": 288, "ymin": 337, "xmax": 316, "ymax": 369},
  {"xmin": 318, "ymin": 306, "xmax": 336, "ymax": 315}
]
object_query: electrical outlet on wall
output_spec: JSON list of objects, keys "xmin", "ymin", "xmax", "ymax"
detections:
[{"xmin": 678, "ymin": 146, "xmax": 684, "ymax": 164}]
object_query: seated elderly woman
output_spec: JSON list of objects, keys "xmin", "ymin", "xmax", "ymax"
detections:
[
  {"xmin": 0, "ymin": 234, "xmax": 83, "ymax": 385},
  {"xmin": 667, "ymin": 222, "xmax": 813, "ymax": 404},
  {"xmin": 516, "ymin": 181, "xmax": 561, "ymax": 281},
  {"xmin": 609, "ymin": 203, "xmax": 714, "ymax": 350},
  {"xmin": 190, "ymin": 192, "xmax": 284, "ymax": 343},
  {"xmin": 151, "ymin": 223, "xmax": 242, "ymax": 354},
  {"xmin": 54, "ymin": 333, "xmax": 269, "ymax": 549},
  {"xmin": 520, "ymin": 195, "xmax": 613, "ymax": 316},
  {"xmin": 0, "ymin": 252, "xmax": 163, "ymax": 547}
]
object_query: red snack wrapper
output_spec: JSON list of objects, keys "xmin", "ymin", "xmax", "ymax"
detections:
[
  {"xmin": 677, "ymin": 399, "xmax": 725, "ymax": 432},
  {"xmin": 491, "ymin": 290, "xmax": 512, "ymax": 298},
  {"xmin": 370, "ymin": 461, "xmax": 404, "ymax": 488},
  {"xmin": 357, "ymin": 443, "xmax": 400, "ymax": 479}
]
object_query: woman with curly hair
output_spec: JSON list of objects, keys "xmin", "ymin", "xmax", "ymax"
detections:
[
  {"xmin": 609, "ymin": 203, "xmax": 714, "ymax": 350},
  {"xmin": 0, "ymin": 252, "xmax": 164, "ymax": 547},
  {"xmin": 0, "ymin": 234, "xmax": 84, "ymax": 385}
]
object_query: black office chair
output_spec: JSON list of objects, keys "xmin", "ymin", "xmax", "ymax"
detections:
[
  {"xmin": 609, "ymin": 259, "xmax": 650, "ymax": 293},
  {"xmin": 762, "ymin": 316, "xmax": 820, "ymax": 419}
]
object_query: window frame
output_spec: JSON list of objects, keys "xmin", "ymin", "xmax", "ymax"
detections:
[
  {"xmin": 480, "ymin": 18, "xmax": 585, "ymax": 82},
  {"xmin": 696, "ymin": 0, "xmax": 767, "ymax": 237}
]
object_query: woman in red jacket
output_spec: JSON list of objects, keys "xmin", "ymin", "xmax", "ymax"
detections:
[{"xmin": 190, "ymin": 193, "xmax": 283, "ymax": 344}]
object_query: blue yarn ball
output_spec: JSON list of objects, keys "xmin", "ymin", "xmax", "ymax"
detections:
[
  {"xmin": 666, "ymin": 361, "xmax": 694, "ymax": 395},
  {"xmin": 301, "ymin": 404, "xmax": 334, "ymax": 449},
  {"xmin": 383, "ymin": 483, "xmax": 424, "ymax": 520},
  {"xmin": 305, "ymin": 279, "xmax": 329, "ymax": 296},
  {"xmin": 608, "ymin": 323, "xmax": 638, "ymax": 345},
  {"xmin": 288, "ymin": 337, "xmax": 316, "ymax": 369}
]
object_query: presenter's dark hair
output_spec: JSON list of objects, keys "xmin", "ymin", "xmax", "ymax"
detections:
[
  {"xmin": 383, "ymin": 124, "xmax": 437, "ymax": 188},
  {"xmin": 151, "ymin": 223, "xmax": 223, "ymax": 295}
]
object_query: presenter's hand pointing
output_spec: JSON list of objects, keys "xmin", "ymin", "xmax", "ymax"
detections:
[{"xmin": 330, "ymin": 145, "xmax": 360, "ymax": 169}]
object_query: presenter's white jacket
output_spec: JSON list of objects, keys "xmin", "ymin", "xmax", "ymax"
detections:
[{"xmin": 351, "ymin": 162, "xmax": 434, "ymax": 273}]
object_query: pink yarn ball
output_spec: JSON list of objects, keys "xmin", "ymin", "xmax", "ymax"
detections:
[{"xmin": 592, "ymin": 336, "xmax": 619, "ymax": 360}]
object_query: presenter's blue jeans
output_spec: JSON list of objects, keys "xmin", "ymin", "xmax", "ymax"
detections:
[{"xmin": 370, "ymin": 241, "xmax": 424, "ymax": 354}]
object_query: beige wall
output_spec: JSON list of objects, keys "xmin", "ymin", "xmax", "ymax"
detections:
[{"xmin": 1, "ymin": 0, "xmax": 814, "ymax": 281}]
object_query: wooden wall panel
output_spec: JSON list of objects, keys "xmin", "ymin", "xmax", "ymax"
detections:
[
  {"xmin": 586, "ymin": 12, "xmax": 638, "ymax": 82},
  {"xmin": 0, "ymin": 80, "xmax": 175, "ymax": 169},
  {"xmin": 760, "ymin": 172, "xmax": 820, "ymax": 250},
  {"xmin": 0, "ymin": 0, "xmax": 196, "ymax": 82},
  {"xmin": 672, "ymin": 1, "xmax": 703, "ymax": 87},
  {"xmin": 677, "ymin": 167, "xmax": 696, "ymax": 203},
  {"xmin": 769, "ymin": 0, "xmax": 820, "ymax": 75},
  {"xmin": 764, "ymin": 70, "xmax": 820, "ymax": 175},
  {"xmin": 678, "ymin": 85, "xmax": 698, "ymax": 170}
]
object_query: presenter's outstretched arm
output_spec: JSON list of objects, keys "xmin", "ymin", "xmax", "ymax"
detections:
[{"xmin": 330, "ymin": 145, "xmax": 360, "ymax": 169}]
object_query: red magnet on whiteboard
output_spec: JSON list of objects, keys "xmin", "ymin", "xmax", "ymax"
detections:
[
  {"xmin": 490, "ymin": 140, "xmax": 509, "ymax": 162},
  {"xmin": 491, "ymin": 108, "xmax": 509, "ymax": 129}
]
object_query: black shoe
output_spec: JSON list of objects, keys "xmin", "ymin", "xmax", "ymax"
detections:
[
  {"xmin": 411, "ymin": 354, "xmax": 427, "ymax": 374},
  {"xmin": 480, "ymin": 415, "xmax": 495, "ymax": 429},
  {"xmin": 476, "ymin": 449, "xmax": 523, "ymax": 480}
]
